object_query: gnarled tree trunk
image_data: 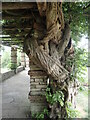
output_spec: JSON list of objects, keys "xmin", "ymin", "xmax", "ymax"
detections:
[{"xmin": 24, "ymin": 2, "xmax": 78, "ymax": 119}]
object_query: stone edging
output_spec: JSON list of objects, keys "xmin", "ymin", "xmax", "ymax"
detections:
[{"xmin": 0, "ymin": 66, "xmax": 24, "ymax": 82}]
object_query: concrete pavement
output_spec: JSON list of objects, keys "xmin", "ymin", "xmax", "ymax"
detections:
[{"xmin": 1, "ymin": 68, "xmax": 31, "ymax": 118}]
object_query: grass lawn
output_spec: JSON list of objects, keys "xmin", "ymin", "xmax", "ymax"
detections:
[
  {"xmin": 1, "ymin": 68, "xmax": 11, "ymax": 73},
  {"xmin": 76, "ymin": 86, "xmax": 88, "ymax": 118}
]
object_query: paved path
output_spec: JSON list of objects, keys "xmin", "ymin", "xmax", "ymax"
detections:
[{"xmin": 1, "ymin": 68, "xmax": 31, "ymax": 118}]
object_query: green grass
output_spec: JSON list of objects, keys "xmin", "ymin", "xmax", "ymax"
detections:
[
  {"xmin": 1, "ymin": 68, "xmax": 11, "ymax": 73},
  {"xmin": 76, "ymin": 86, "xmax": 88, "ymax": 118}
]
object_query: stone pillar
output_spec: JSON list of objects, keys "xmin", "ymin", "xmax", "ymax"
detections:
[
  {"xmin": 21, "ymin": 51, "xmax": 26, "ymax": 68},
  {"xmin": 26, "ymin": 55, "xmax": 29, "ymax": 68},
  {"xmin": 28, "ymin": 59, "xmax": 48, "ymax": 114},
  {"xmin": 11, "ymin": 46, "xmax": 17, "ymax": 70}
]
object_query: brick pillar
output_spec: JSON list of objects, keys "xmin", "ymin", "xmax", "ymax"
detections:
[
  {"xmin": 26, "ymin": 55, "xmax": 29, "ymax": 67},
  {"xmin": 11, "ymin": 46, "xmax": 17, "ymax": 70},
  {"xmin": 21, "ymin": 51, "xmax": 26, "ymax": 68},
  {"xmin": 28, "ymin": 60, "xmax": 48, "ymax": 114}
]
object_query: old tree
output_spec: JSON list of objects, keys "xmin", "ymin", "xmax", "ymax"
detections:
[{"xmin": 2, "ymin": 1, "xmax": 89, "ymax": 119}]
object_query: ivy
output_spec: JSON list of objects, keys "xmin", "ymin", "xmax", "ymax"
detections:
[
  {"xmin": 32, "ymin": 108, "xmax": 49, "ymax": 119},
  {"xmin": 31, "ymin": 87, "xmax": 65, "ymax": 119},
  {"xmin": 45, "ymin": 87, "xmax": 64, "ymax": 107},
  {"xmin": 31, "ymin": 85, "xmax": 81, "ymax": 119}
]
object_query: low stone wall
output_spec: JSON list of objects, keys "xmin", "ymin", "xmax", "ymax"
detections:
[
  {"xmin": 2, "ymin": 70, "xmax": 15, "ymax": 81},
  {"xmin": 0, "ymin": 74, "xmax": 2, "ymax": 83},
  {"xmin": 1, "ymin": 66, "xmax": 24, "ymax": 82},
  {"xmin": 16, "ymin": 66, "xmax": 24, "ymax": 73}
]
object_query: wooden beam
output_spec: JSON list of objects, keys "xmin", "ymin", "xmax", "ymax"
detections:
[
  {"xmin": 2, "ymin": 26, "xmax": 32, "ymax": 30},
  {"xmin": 2, "ymin": 40, "xmax": 23, "ymax": 42},
  {"xmin": 2, "ymin": 22, "xmax": 32, "ymax": 28},
  {"xmin": 2, "ymin": 22, "xmax": 32, "ymax": 31},
  {"xmin": 2, "ymin": 29, "xmax": 31, "ymax": 34},
  {"xmin": 2, "ymin": 13, "xmax": 33, "ymax": 20},
  {"xmin": 2, "ymin": 41, "xmax": 23, "ymax": 43},
  {"xmin": 2, "ymin": 14, "xmax": 32, "ymax": 20},
  {"xmin": 1, "ymin": 36, "xmax": 25, "ymax": 39},
  {"xmin": 2, "ymin": 2, "xmax": 37, "ymax": 10},
  {"xmin": 2, "ymin": 33, "xmax": 27, "ymax": 37}
]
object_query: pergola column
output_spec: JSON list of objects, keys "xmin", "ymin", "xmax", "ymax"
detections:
[
  {"xmin": 11, "ymin": 46, "xmax": 17, "ymax": 70},
  {"xmin": 21, "ymin": 51, "xmax": 26, "ymax": 68},
  {"xmin": 28, "ymin": 59, "xmax": 48, "ymax": 114}
]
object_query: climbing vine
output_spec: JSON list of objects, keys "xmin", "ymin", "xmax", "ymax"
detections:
[
  {"xmin": 31, "ymin": 86, "xmax": 80, "ymax": 119},
  {"xmin": 31, "ymin": 45, "xmax": 87, "ymax": 119},
  {"xmin": 45, "ymin": 87, "xmax": 64, "ymax": 106},
  {"xmin": 32, "ymin": 108, "xmax": 49, "ymax": 119}
]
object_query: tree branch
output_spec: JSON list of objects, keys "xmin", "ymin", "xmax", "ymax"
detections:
[{"xmin": 57, "ymin": 23, "xmax": 71, "ymax": 58}]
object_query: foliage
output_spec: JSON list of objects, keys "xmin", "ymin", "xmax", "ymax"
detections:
[
  {"xmin": 1, "ymin": 51, "xmax": 11, "ymax": 68},
  {"xmin": 79, "ymin": 86, "xmax": 86, "ymax": 91},
  {"xmin": 32, "ymin": 108, "xmax": 49, "ymax": 119},
  {"xmin": 1, "ymin": 46, "xmax": 21, "ymax": 70},
  {"xmin": 62, "ymin": 2, "xmax": 88, "ymax": 84},
  {"xmin": 66, "ymin": 47, "xmax": 87, "ymax": 83},
  {"xmin": 31, "ymin": 86, "xmax": 81, "ymax": 119},
  {"xmin": 10, "ymin": 63, "xmax": 17, "ymax": 70},
  {"xmin": 62, "ymin": 2, "xmax": 89, "ymax": 44},
  {"xmin": 74, "ymin": 48, "xmax": 87, "ymax": 83},
  {"xmin": 31, "ymin": 87, "xmax": 65, "ymax": 119},
  {"xmin": 45, "ymin": 87, "xmax": 64, "ymax": 107}
]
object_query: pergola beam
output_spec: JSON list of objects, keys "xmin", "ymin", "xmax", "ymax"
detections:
[
  {"xmin": 2, "ymin": 13, "xmax": 33, "ymax": 20},
  {"xmin": 2, "ymin": 27, "xmax": 32, "ymax": 30},
  {"xmin": 2, "ymin": 29, "xmax": 31, "ymax": 33},
  {"xmin": 2, "ymin": 33, "xmax": 27, "ymax": 37},
  {"xmin": 2, "ymin": 15, "xmax": 32, "ymax": 20},
  {"xmin": 1, "ymin": 36, "xmax": 25, "ymax": 39},
  {"xmin": 2, "ymin": 2, "xmax": 37, "ymax": 10},
  {"xmin": 2, "ymin": 23, "xmax": 32, "ymax": 28},
  {"xmin": 2, "ymin": 40, "xmax": 23, "ymax": 42}
]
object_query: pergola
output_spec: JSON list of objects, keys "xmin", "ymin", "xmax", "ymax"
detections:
[
  {"xmin": 1, "ymin": 2, "xmax": 84, "ymax": 118},
  {"xmin": 1, "ymin": 2, "xmax": 49, "ymax": 115},
  {"xmin": 1, "ymin": 3, "xmax": 38, "ymax": 71},
  {"xmin": 1, "ymin": 2, "xmax": 42, "ymax": 46}
]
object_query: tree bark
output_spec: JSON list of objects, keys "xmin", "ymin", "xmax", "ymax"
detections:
[{"xmin": 24, "ymin": 2, "xmax": 76, "ymax": 119}]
